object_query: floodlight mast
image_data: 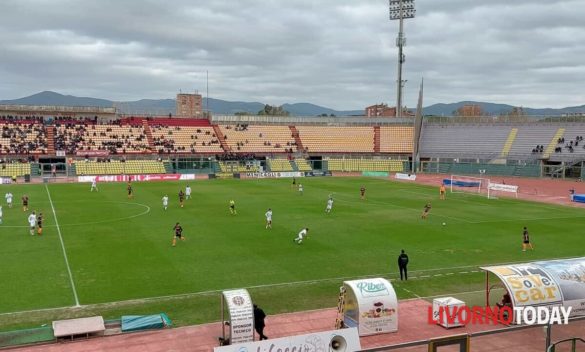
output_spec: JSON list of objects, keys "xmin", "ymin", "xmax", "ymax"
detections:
[{"xmin": 389, "ymin": 0, "xmax": 415, "ymax": 118}]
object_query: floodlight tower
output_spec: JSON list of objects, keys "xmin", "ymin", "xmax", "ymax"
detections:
[{"xmin": 389, "ymin": 0, "xmax": 415, "ymax": 118}]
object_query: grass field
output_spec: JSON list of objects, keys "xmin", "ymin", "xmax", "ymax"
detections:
[{"xmin": 0, "ymin": 176, "xmax": 584, "ymax": 331}]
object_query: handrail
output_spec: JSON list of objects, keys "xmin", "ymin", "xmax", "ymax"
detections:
[{"xmin": 547, "ymin": 337, "xmax": 585, "ymax": 352}]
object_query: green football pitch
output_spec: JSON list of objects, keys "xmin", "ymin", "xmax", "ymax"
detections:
[{"xmin": 0, "ymin": 177, "xmax": 583, "ymax": 330}]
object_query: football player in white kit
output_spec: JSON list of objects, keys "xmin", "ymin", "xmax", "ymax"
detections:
[
  {"xmin": 162, "ymin": 195, "xmax": 169, "ymax": 210},
  {"xmin": 28, "ymin": 211, "xmax": 37, "ymax": 236},
  {"xmin": 5, "ymin": 192, "xmax": 13, "ymax": 208},
  {"xmin": 91, "ymin": 179, "xmax": 98, "ymax": 192},
  {"xmin": 293, "ymin": 228, "xmax": 309, "ymax": 244},
  {"xmin": 265, "ymin": 208, "xmax": 273, "ymax": 229},
  {"xmin": 185, "ymin": 186, "xmax": 192, "ymax": 200},
  {"xmin": 325, "ymin": 197, "xmax": 334, "ymax": 214}
]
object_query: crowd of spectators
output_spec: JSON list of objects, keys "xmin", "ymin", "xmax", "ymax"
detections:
[
  {"xmin": 55, "ymin": 122, "xmax": 150, "ymax": 155},
  {"xmin": 532, "ymin": 144, "xmax": 544, "ymax": 154},
  {"xmin": 555, "ymin": 136, "xmax": 584, "ymax": 153},
  {"xmin": 151, "ymin": 125, "xmax": 221, "ymax": 154},
  {"xmin": 0, "ymin": 115, "xmax": 45, "ymax": 123},
  {"xmin": 0, "ymin": 123, "xmax": 48, "ymax": 154}
]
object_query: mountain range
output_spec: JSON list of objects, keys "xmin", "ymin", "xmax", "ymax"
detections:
[{"xmin": 1, "ymin": 91, "xmax": 584, "ymax": 117}]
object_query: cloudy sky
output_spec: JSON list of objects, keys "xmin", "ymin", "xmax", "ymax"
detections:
[{"xmin": 1, "ymin": 0, "xmax": 584, "ymax": 109}]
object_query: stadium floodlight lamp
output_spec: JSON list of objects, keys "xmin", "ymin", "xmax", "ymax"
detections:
[{"xmin": 389, "ymin": 0, "xmax": 416, "ymax": 20}]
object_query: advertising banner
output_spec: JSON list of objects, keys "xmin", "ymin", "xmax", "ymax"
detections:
[
  {"xmin": 395, "ymin": 173, "xmax": 416, "ymax": 181},
  {"xmin": 482, "ymin": 264, "xmax": 563, "ymax": 308},
  {"xmin": 214, "ymin": 327, "xmax": 361, "ymax": 352},
  {"xmin": 343, "ymin": 278, "xmax": 398, "ymax": 336},
  {"xmin": 362, "ymin": 171, "xmax": 389, "ymax": 177},
  {"xmin": 534, "ymin": 258, "xmax": 585, "ymax": 316},
  {"xmin": 222, "ymin": 289, "xmax": 254, "ymax": 345},
  {"xmin": 304, "ymin": 171, "xmax": 332, "ymax": 177},
  {"xmin": 76, "ymin": 150, "xmax": 109, "ymax": 157},
  {"xmin": 488, "ymin": 183, "xmax": 519, "ymax": 193},
  {"xmin": 0, "ymin": 177, "xmax": 12, "ymax": 184},
  {"xmin": 77, "ymin": 174, "xmax": 194, "ymax": 183},
  {"xmin": 243, "ymin": 171, "xmax": 303, "ymax": 179}
]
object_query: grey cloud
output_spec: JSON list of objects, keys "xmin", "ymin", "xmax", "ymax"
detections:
[{"xmin": 0, "ymin": 0, "xmax": 584, "ymax": 109}]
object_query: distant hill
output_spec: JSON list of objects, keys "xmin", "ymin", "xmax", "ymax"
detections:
[
  {"xmin": 0, "ymin": 91, "xmax": 113, "ymax": 108},
  {"xmin": 1, "ymin": 91, "xmax": 584, "ymax": 117},
  {"xmin": 422, "ymin": 101, "xmax": 585, "ymax": 116},
  {"xmin": 0, "ymin": 91, "xmax": 362, "ymax": 116}
]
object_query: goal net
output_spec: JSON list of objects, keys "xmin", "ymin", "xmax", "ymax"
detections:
[{"xmin": 445, "ymin": 175, "xmax": 490, "ymax": 195}]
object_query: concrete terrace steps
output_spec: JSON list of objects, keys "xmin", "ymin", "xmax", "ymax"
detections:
[
  {"xmin": 374, "ymin": 126, "xmax": 381, "ymax": 153},
  {"xmin": 499, "ymin": 128, "xmax": 517, "ymax": 158},
  {"xmin": 142, "ymin": 120, "xmax": 155, "ymax": 153},
  {"xmin": 289, "ymin": 125, "xmax": 304, "ymax": 152},
  {"xmin": 212, "ymin": 125, "xmax": 230, "ymax": 152},
  {"xmin": 543, "ymin": 128, "xmax": 565, "ymax": 159},
  {"xmin": 46, "ymin": 126, "xmax": 56, "ymax": 155}
]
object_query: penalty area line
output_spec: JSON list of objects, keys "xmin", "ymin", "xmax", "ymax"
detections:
[{"xmin": 45, "ymin": 184, "xmax": 81, "ymax": 307}]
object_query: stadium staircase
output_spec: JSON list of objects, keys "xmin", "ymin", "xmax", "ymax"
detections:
[
  {"xmin": 163, "ymin": 161, "xmax": 173, "ymax": 173},
  {"xmin": 142, "ymin": 120, "xmax": 155, "ymax": 152},
  {"xmin": 30, "ymin": 163, "xmax": 39, "ymax": 177},
  {"xmin": 289, "ymin": 126, "xmax": 304, "ymax": 153},
  {"xmin": 498, "ymin": 128, "xmax": 517, "ymax": 158},
  {"xmin": 294, "ymin": 159, "xmax": 313, "ymax": 172},
  {"xmin": 543, "ymin": 128, "xmax": 565, "ymax": 159},
  {"xmin": 46, "ymin": 126, "xmax": 56, "ymax": 155},
  {"xmin": 68, "ymin": 163, "xmax": 77, "ymax": 177},
  {"xmin": 212, "ymin": 125, "xmax": 231, "ymax": 152},
  {"xmin": 374, "ymin": 126, "xmax": 381, "ymax": 153}
]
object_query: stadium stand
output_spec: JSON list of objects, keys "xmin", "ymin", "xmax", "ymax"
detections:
[
  {"xmin": 218, "ymin": 124, "xmax": 297, "ymax": 153},
  {"xmin": 267, "ymin": 158, "xmax": 294, "ymax": 172},
  {"xmin": 295, "ymin": 126, "xmax": 374, "ymax": 153},
  {"xmin": 506, "ymin": 125, "xmax": 559, "ymax": 159},
  {"xmin": 54, "ymin": 122, "xmax": 150, "ymax": 155},
  {"xmin": 326, "ymin": 158, "xmax": 404, "ymax": 172},
  {"xmin": 379, "ymin": 126, "xmax": 413, "ymax": 153},
  {"xmin": 74, "ymin": 160, "xmax": 166, "ymax": 175},
  {"xmin": 150, "ymin": 125, "xmax": 223, "ymax": 154},
  {"xmin": 0, "ymin": 123, "xmax": 48, "ymax": 155},
  {"xmin": 419, "ymin": 124, "xmax": 510, "ymax": 159},
  {"xmin": 0, "ymin": 163, "xmax": 31, "ymax": 177}
]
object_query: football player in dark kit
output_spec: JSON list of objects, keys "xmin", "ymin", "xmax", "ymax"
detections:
[{"xmin": 172, "ymin": 222, "xmax": 185, "ymax": 247}]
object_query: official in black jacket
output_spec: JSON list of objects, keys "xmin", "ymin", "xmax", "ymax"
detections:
[{"xmin": 398, "ymin": 250, "xmax": 409, "ymax": 281}]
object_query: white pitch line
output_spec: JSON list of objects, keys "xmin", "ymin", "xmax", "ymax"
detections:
[
  {"xmin": 1, "ymin": 254, "xmax": 582, "ymax": 317},
  {"xmin": 45, "ymin": 184, "xmax": 80, "ymax": 307},
  {"xmin": 400, "ymin": 287, "xmax": 421, "ymax": 298}
]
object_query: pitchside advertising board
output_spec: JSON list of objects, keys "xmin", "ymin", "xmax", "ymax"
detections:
[
  {"xmin": 78, "ymin": 174, "xmax": 196, "ymax": 182},
  {"xmin": 482, "ymin": 257, "xmax": 585, "ymax": 317},
  {"xmin": 342, "ymin": 278, "xmax": 398, "ymax": 336},
  {"xmin": 242, "ymin": 171, "xmax": 304, "ymax": 179},
  {"xmin": 394, "ymin": 173, "xmax": 416, "ymax": 181},
  {"xmin": 222, "ymin": 289, "xmax": 254, "ymax": 344},
  {"xmin": 214, "ymin": 327, "xmax": 361, "ymax": 352}
]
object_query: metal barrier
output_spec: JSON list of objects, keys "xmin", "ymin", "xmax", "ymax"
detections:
[
  {"xmin": 547, "ymin": 337, "xmax": 585, "ymax": 352},
  {"xmin": 360, "ymin": 316, "xmax": 585, "ymax": 352}
]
